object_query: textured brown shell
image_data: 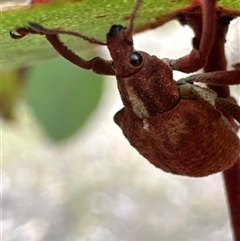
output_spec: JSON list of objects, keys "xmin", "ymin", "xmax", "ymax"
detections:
[{"xmin": 114, "ymin": 98, "xmax": 240, "ymax": 177}]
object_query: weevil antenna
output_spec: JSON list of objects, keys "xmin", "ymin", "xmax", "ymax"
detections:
[
  {"xmin": 28, "ymin": 22, "xmax": 107, "ymax": 46},
  {"xmin": 127, "ymin": 0, "xmax": 143, "ymax": 35}
]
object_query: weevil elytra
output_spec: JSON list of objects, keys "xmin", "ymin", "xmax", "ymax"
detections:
[{"xmin": 10, "ymin": 0, "xmax": 240, "ymax": 177}]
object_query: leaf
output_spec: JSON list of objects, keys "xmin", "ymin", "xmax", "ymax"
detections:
[
  {"xmin": 219, "ymin": 0, "xmax": 240, "ymax": 9},
  {"xmin": 2, "ymin": 0, "xmax": 239, "ymax": 70},
  {"xmin": 3, "ymin": 0, "xmax": 191, "ymax": 70},
  {"xmin": 26, "ymin": 57, "xmax": 104, "ymax": 141}
]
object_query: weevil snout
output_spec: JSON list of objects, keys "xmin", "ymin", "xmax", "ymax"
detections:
[
  {"xmin": 107, "ymin": 24, "xmax": 132, "ymax": 45},
  {"xmin": 106, "ymin": 24, "xmax": 137, "ymax": 75},
  {"xmin": 108, "ymin": 25, "xmax": 125, "ymax": 36}
]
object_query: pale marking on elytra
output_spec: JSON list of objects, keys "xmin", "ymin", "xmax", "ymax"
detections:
[{"xmin": 143, "ymin": 119, "xmax": 149, "ymax": 131}]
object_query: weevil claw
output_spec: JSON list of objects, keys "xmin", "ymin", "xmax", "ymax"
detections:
[{"xmin": 10, "ymin": 27, "xmax": 31, "ymax": 39}]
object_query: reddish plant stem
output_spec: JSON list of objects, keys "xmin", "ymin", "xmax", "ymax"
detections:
[
  {"xmin": 206, "ymin": 19, "xmax": 240, "ymax": 241},
  {"xmin": 224, "ymin": 158, "xmax": 240, "ymax": 241},
  {"xmin": 205, "ymin": 15, "xmax": 240, "ymax": 241},
  {"xmin": 185, "ymin": 6, "xmax": 240, "ymax": 240}
]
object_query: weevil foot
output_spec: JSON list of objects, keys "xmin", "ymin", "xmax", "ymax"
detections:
[{"xmin": 10, "ymin": 22, "xmax": 55, "ymax": 39}]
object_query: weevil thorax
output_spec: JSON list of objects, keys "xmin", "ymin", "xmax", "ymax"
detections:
[{"xmin": 107, "ymin": 25, "xmax": 180, "ymax": 119}]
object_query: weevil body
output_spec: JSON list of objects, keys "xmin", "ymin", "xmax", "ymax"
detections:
[
  {"xmin": 114, "ymin": 83, "xmax": 239, "ymax": 177},
  {"xmin": 106, "ymin": 25, "xmax": 240, "ymax": 177},
  {"xmin": 10, "ymin": 0, "xmax": 240, "ymax": 177}
]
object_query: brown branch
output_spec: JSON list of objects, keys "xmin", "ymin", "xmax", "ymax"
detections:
[{"xmin": 223, "ymin": 158, "xmax": 240, "ymax": 241}]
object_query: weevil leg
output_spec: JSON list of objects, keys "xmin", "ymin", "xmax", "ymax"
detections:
[
  {"xmin": 10, "ymin": 24, "xmax": 115, "ymax": 76},
  {"xmin": 45, "ymin": 34, "xmax": 115, "ymax": 75},
  {"xmin": 184, "ymin": 70, "xmax": 240, "ymax": 85},
  {"xmin": 216, "ymin": 98, "xmax": 240, "ymax": 124},
  {"xmin": 10, "ymin": 25, "xmax": 45, "ymax": 39},
  {"xmin": 169, "ymin": 0, "xmax": 216, "ymax": 73}
]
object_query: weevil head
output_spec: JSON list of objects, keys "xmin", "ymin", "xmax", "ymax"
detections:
[
  {"xmin": 106, "ymin": 25, "xmax": 180, "ymax": 117},
  {"xmin": 107, "ymin": 25, "xmax": 144, "ymax": 77}
]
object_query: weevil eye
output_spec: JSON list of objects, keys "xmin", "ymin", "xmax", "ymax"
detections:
[{"xmin": 129, "ymin": 52, "xmax": 143, "ymax": 66}]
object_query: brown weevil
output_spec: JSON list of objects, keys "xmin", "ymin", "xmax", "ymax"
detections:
[{"xmin": 10, "ymin": 0, "xmax": 240, "ymax": 177}]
